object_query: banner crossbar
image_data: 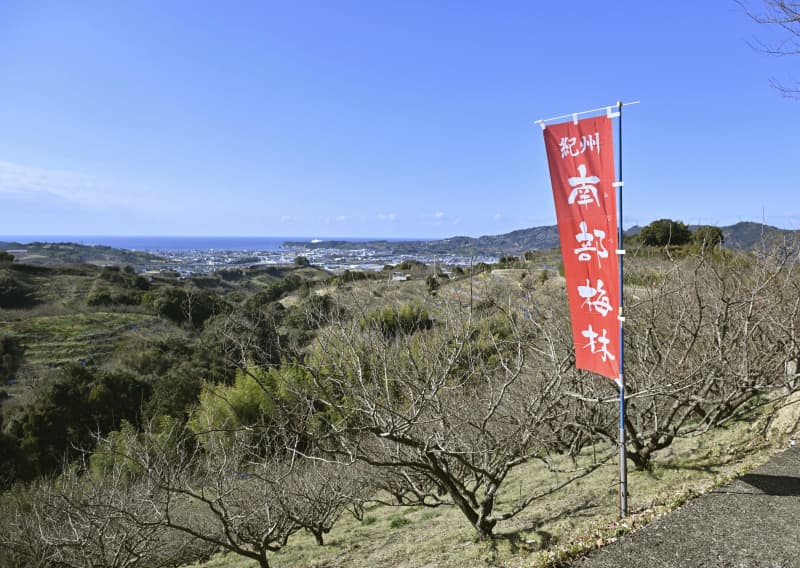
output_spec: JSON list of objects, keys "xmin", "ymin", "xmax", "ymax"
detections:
[{"xmin": 535, "ymin": 100, "xmax": 640, "ymax": 128}]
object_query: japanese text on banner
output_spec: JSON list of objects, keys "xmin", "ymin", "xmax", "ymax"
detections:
[{"xmin": 543, "ymin": 116, "xmax": 620, "ymax": 380}]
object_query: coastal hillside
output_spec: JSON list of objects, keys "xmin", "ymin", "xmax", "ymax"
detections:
[
  {"xmin": 285, "ymin": 221, "xmax": 800, "ymax": 255},
  {"xmin": 4, "ymin": 222, "xmax": 796, "ymax": 273},
  {"xmin": 0, "ymin": 241, "xmax": 165, "ymax": 266},
  {"xmin": 2, "ymin": 238, "xmax": 798, "ymax": 568}
]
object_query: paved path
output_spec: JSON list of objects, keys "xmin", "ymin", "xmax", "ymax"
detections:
[{"xmin": 573, "ymin": 448, "xmax": 800, "ymax": 568}]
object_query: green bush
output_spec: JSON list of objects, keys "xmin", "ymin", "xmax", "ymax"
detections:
[
  {"xmin": 639, "ymin": 218, "xmax": 692, "ymax": 246},
  {"xmin": 150, "ymin": 287, "xmax": 222, "ymax": 328},
  {"xmin": 0, "ymin": 273, "xmax": 36, "ymax": 309},
  {"xmin": 692, "ymin": 225, "xmax": 724, "ymax": 247},
  {"xmin": 0, "ymin": 335, "xmax": 24, "ymax": 382},
  {"xmin": 362, "ymin": 302, "xmax": 433, "ymax": 338},
  {"xmin": 9, "ymin": 365, "xmax": 151, "ymax": 479}
]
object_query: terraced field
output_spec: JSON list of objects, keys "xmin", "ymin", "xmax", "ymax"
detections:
[
  {"xmin": 1, "ymin": 264, "xmax": 99, "ymax": 308},
  {"xmin": 0, "ymin": 310, "xmax": 164, "ymax": 372},
  {"xmin": 0, "ymin": 311, "xmax": 166, "ymax": 396}
]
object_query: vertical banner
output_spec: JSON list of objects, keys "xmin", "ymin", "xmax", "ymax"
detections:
[{"xmin": 543, "ymin": 116, "xmax": 620, "ymax": 380}]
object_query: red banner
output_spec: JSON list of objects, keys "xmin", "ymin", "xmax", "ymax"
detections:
[{"xmin": 543, "ymin": 116, "xmax": 620, "ymax": 380}]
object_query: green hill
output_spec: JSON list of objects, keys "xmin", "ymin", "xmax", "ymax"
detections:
[{"xmin": 0, "ymin": 241, "xmax": 165, "ymax": 266}]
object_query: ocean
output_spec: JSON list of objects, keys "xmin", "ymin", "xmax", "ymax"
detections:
[
  {"xmin": 0, "ymin": 235, "xmax": 430, "ymax": 252},
  {"xmin": 0, "ymin": 235, "xmax": 422, "ymax": 252}
]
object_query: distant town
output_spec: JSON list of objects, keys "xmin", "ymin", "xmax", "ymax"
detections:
[
  {"xmin": 2, "ymin": 220, "xmax": 798, "ymax": 276},
  {"xmin": 0, "ymin": 240, "xmax": 500, "ymax": 276},
  {"xmin": 142, "ymin": 245, "xmax": 500, "ymax": 276}
]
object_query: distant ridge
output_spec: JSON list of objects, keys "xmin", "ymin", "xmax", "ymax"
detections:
[
  {"xmin": 3, "ymin": 222, "xmax": 796, "ymax": 264},
  {"xmin": 717, "ymin": 221, "xmax": 799, "ymax": 250},
  {"xmin": 285, "ymin": 221, "xmax": 800, "ymax": 256},
  {"xmin": 285, "ymin": 226, "xmax": 560, "ymax": 256}
]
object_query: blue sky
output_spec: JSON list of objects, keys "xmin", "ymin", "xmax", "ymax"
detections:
[{"xmin": 0, "ymin": 0, "xmax": 798, "ymax": 239}]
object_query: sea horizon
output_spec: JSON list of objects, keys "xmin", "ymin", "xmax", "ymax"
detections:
[{"xmin": 0, "ymin": 235, "xmax": 433, "ymax": 252}]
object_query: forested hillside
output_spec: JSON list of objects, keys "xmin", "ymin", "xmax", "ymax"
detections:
[{"xmin": 0, "ymin": 234, "xmax": 798, "ymax": 567}]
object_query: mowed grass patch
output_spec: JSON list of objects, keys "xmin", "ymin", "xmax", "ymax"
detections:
[
  {"xmin": 332, "ymin": 278, "xmax": 431, "ymax": 315},
  {"xmin": 0, "ymin": 311, "xmax": 162, "ymax": 368},
  {"xmin": 1, "ymin": 266, "xmax": 100, "ymax": 307},
  {"xmin": 34, "ymin": 273, "xmax": 97, "ymax": 307},
  {"xmin": 189, "ymin": 416, "xmax": 777, "ymax": 568}
]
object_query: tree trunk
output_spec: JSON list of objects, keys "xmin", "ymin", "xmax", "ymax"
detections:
[
  {"xmin": 474, "ymin": 492, "xmax": 498, "ymax": 541},
  {"xmin": 627, "ymin": 446, "xmax": 653, "ymax": 471},
  {"xmin": 428, "ymin": 461, "xmax": 492, "ymax": 540},
  {"xmin": 474, "ymin": 517, "xmax": 497, "ymax": 541}
]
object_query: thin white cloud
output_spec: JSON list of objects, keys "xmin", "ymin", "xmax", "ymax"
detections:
[
  {"xmin": 324, "ymin": 215, "xmax": 349, "ymax": 224},
  {"xmin": 494, "ymin": 213, "xmax": 503, "ymax": 221},
  {"xmin": 377, "ymin": 212, "xmax": 398, "ymax": 222},
  {"xmin": 0, "ymin": 159, "xmax": 133, "ymax": 209},
  {"xmin": 422, "ymin": 211, "xmax": 461, "ymax": 227}
]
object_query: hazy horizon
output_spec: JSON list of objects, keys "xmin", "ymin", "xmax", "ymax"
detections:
[{"xmin": 2, "ymin": 218, "xmax": 798, "ymax": 246}]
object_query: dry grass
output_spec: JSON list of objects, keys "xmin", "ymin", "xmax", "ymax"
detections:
[
  {"xmin": 0, "ymin": 311, "xmax": 160, "ymax": 367},
  {"xmin": 189, "ymin": 414, "xmax": 780, "ymax": 568}
]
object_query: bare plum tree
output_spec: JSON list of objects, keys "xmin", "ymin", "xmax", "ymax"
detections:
[
  {"xmin": 120, "ymin": 424, "xmax": 302, "ymax": 568},
  {"xmin": 1, "ymin": 418, "xmax": 361, "ymax": 568},
  {"xmin": 743, "ymin": 0, "xmax": 800, "ymax": 97},
  {"xmin": 0, "ymin": 452, "xmax": 205, "ymax": 568},
  {"xmin": 273, "ymin": 458, "xmax": 366, "ymax": 546},
  {"xmin": 299, "ymin": 288, "xmax": 608, "ymax": 541},
  {"xmin": 563, "ymin": 246, "xmax": 800, "ymax": 469}
]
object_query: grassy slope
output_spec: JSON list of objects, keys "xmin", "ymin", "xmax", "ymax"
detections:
[
  {"xmin": 0, "ymin": 263, "xmax": 128, "ymax": 309},
  {"xmin": 0, "ymin": 264, "xmax": 163, "ymax": 371},
  {"xmin": 2, "ymin": 254, "xmax": 790, "ymax": 566},
  {"xmin": 0, "ymin": 311, "xmax": 163, "ymax": 368},
  {"xmin": 189, "ymin": 261, "xmax": 787, "ymax": 567},
  {"xmin": 0, "ymin": 310, "xmax": 167, "ymax": 417},
  {"xmin": 1, "ymin": 264, "xmax": 333, "ymax": 365},
  {"xmin": 189, "ymin": 404, "xmax": 783, "ymax": 568}
]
